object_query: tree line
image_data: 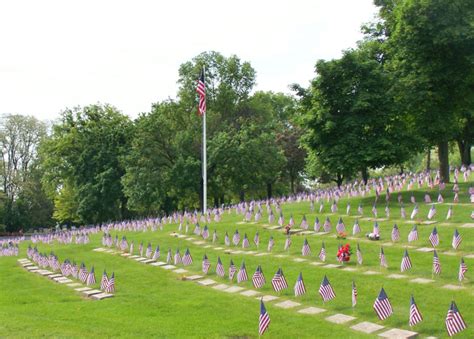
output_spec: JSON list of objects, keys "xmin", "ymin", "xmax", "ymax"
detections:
[{"xmin": 0, "ymin": 0, "xmax": 472, "ymax": 232}]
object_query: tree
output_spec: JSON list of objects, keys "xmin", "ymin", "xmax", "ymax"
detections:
[
  {"xmin": 40, "ymin": 104, "xmax": 131, "ymax": 224},
  {"xmin": 387, "ymin": 0, "xmax": 474, "ymax": 182}
]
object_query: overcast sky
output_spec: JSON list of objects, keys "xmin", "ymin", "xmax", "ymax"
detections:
[{"xmin": 0, "ymin": 0, "xmax": 378, "ymax": 120}]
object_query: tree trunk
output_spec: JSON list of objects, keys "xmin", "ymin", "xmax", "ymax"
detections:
[
  {"xmin": 399, "ymin": 165, "xmax": 404, "ymax": 174},
  {"xmin": 290, "ymin": 175, "xmax": 295, "ymax": 194},
  {"xmin": 336, "ymin": 173, "xmax": 343, "ymax": 188},
  {"xmin": 220, "ymin": 195, "xmax": 225, "ymax": 207},
  {"xmin": 361, "ymin": 168, "xmax": 369, "ymax": 184},
  {"xmin": 437, "ymin": 141, "xmax": 450, "ymax": 183},
  {"xmin": 426, "ymin": 148, "xmax": 431, "ymax": 171},
  {"xmin": 457, "ymin": 139, "xmax": 472, "ymax": 166},
  {"xmin": 213, "ymin": 195, "xmax": 219, "ymax": 208},
  {"xmin": 267, "ymin": 183, "xmax": 272, "ymax": 199},
  {"xmin": 239, "ymin": 190, "xmax": 245, "ymax": 202}
]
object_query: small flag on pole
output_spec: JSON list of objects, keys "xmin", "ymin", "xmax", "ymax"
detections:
[
  {"xmin": 400, "ymin": 249, "xmax": 412, "ymax": 272},
  {"xmin": 301, "ymin": 238, "xmax": 311, "ymax": 256},
  {"xmin": 252, "ymin": 265, "xmax": 265, "ymax": 289},
  {"xmin": 458, "ymin": 258, "xmax": 467, "ymax": 282},
  {"xmin": 373, "ymin": 287, "xmax": 393, "ymax": 320},
  {"xmin": 452, "ymin": 229, "xmax": 462, "ymax": 250},
  {"xmin": 271, "ymin": 268, "xmax": 288, "ymax": 292},
  {"xmin": 294, "ymin": 272, "xmax": 306, "ymax": 297},
  {"xmin": 352, "ymin": 280, "xmax": 357, "ymax": 307},
  {"xmin": 196, "ymin": 69, "xmax": 206, "ymax": 115},
  {"xmin": 319, "ymin": 242, "xmax": 326, "ymax": 262},
  {"xmin": 409, "ymin": 295, "xmax": 423, "ymax": 326},
  {"xmin": 445, "ymin": 301, "xmax": 467, "ymax": 337},
  {"xmin": 319, "ymin": 275, "xmax": 336, "ymax": 302},
  {"xmin": 428, "ymin": 227, "xmax": 439, "ymax": 247},
  {"xmin": 229, "ymin": 259, "xmax": 237, "ymax": 280},
  {"xmin": 237, "ymin": 261, "xmax": 248, "ymax": 283},
  {"xmin": 433, "ymin": 250, "xmax": 441, "ymax": 275},
  {"xmin": 202, "ymin": 254, "xmax": 211, "ymax": 274},
  {"xmin": 216, "ymin": 256, "xmax": 225, "ymax": 277},
  {"xmin": 259, "ymin": 299, "xmax": 271, "ymax": 336}
]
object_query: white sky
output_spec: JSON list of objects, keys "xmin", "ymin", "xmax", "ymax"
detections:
[{"xmin": 0, "ymin": 0, "xmax": 378, "ymax": 120}]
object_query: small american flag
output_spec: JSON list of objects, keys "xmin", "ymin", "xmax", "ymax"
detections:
[
  {"xmin": 408, "ymin": 225, "xmax": 418, "ymax": 242},
  {"xmin": 352, "ymin": 280, "xmax": 357, "ymax": 307},
  {"xmin": 357, "ymin": 204, "xmax": 363, "ymax": 215},
  {"xmin": 79, "ymin": 263, "xmax": 88, "ymax": 283},
  {"xmin": 139, "ymin": 242, "xmax": 144, "ymax": 257},
  {"xmin": 174, "ymin": 249, "xmax": 182, "ymax": 265},
  {"xmin": 331, "ymin": 200, "xmax": 338, "ymax": 213},
  {"xmin": 356, "ymin": 243, "xmax": 363, "ymax": 265},
  {"xmin": 314, "ymin": 217, "xmax": 321, "ymax": 232},
  {"xmin": 373, "ymin": 221, "xmax": 380, "ymax": 236},
  {"xmin": 410, "ymin": 204, "xmax": 419, "ymax": 220},
  {"xmin": 212, "ymin": 230, "xmax": 218, "ymax": 243},
  {"xmin": 409, "ymin": 295, "xmax": 423, "ymax": 326},
  {"xmin": 100, "ymin": 269, "xmax": 109, "ymax": 290},
  {"xmin": 284, "ymin": 235, "xmax": 291, "ymax": 251},
  {"xmin": 86, "ymin": 266, "xmax": 96, "ymax": 286},
  {"xmin": 252, "ymin": 265, "xmax": 265, "ymax": 288},
  {"xmin": 445, "ymin": 301, "xmax": 467, "ymax": 337},
  {"xmin": 196, "ymin": 69, "xmax": 206, "ymax": 115},
  {"xmin": 202, "ymin": 254, "xmax": 210, "ymax": 274},
  {"xmin": 452, "ymin": 229, "xmax": 462, "ymax": 250},
  {"xmin": 400, "ymin": 249, "xmax": 412, "ymax": 272},
  {"xmin": 352, "ymin": 219, "xmax": 361, "ymax": 235},
  {"xmin": 233, "ymin": 230, "xmax": 240, "ymax": 246},
  {"xmin": 254, "ymin": 232, "xmax": 260, "ymax": 247},
  {"xmin": 259, "ymin": 299, "xmax": 271, "ymax": 336},
  {"xmin": 271, "ymin": 268, "xmax": 288, "ymax": 292},
  {"xmin": 166, "ymin": 249, "xmax": 172, "ymax": 264},
  {"xmin": 391, "ymin": 224, "xmax": 400, "ymax": 242},
  {"xmin": 225, "ymin": 232, "xmax": 230, "ymax": 246},
  {"xmin": 433, "ymin": 250, "xmax": 441, "ymax": 275},
  {"xmin": 429, "ymin": 227, "xmax": 439, "ymax": 247},
  {"xmin": 301, "ymin": 238, "xmax": 311, "ymax": 256},
  {"xmin": 336, "ymin": 217, "xmax": 345, "ymax": 233},
  {"xmin": 458, "ymin": 258, "xmax": 467, "ymax": 282},
  {"xmin": 237, "ymin": 261, "xmax": 248, "ymax": 283},
  {"xmin": 300, "ymin": 215, "xmax": 308, "ymax": 229},
  {"xmin": 427, "ymin": 204, "xmax": 436, "ymax": 220},
  {"xmin": 242, "ymin": 234, "xmax": 250, "ymax": 248},
  {"xmin": 267, "ymin": 236, "xmax": 274, "ymax": 252},
  {"xmin": 216, "ymin": 256, "xmax": 225, "ymax": 277},
  {"xmin": 202, "ymin": 225, "xmax": 209, "ymax": 240},
  {"xmin": 105, "ymin": 272, "xmax": 115, "ymax": 293},
  {"xmin": 373, "ymin": 287, "xmax": 393, "ymax": 320},
  {"xmin": 446, "ymin": 205, "xmax": 453, "ymax": 220},
  {"xmin": 145, "ymin": 243, "xmax": 152, "ymax": 258},
  {"xmin": 152, "ymin": 245, "xmax": 160, "ymax": 260},
  {"xmin": 229, "ymin": 259, "xmax": 237, "ymax": 280},
  {"xmin": 319, "ymin": 242, "xmax": 326, "ymax": 262},
  {"xmin": 278, "ymin": 212, "xmax": 284, "ymax": 226},
  {"xmin": 371, "ymin": 204, "xmax": 378, "ymax": 217},
  {"xmin": 323, "ymin": 217, "xmax": 331, "ymax": 232},
  {"xmin": 379, "ymin": 247, "xmax": 388, "ymax": 268},
  {"xmin": 294, "ymin": 272, "xmax": 306, "ymax": 296},
  {"xmin": 319, "ymin": 275, "xmax": 336, "ymax": 302}
]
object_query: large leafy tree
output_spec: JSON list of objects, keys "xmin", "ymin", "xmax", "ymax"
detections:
[
  {"xmin": 40, "ymin": 104, "xmax": 131, "ymax": 224},
  {"xmin": 386, "ymin": 0, "xmax": 474, "ymax": 181}
]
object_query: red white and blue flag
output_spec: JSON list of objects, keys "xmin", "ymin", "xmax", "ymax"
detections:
[{"xmin": 196, "ymin": 69, "xmax": 206, "ymax": 115}]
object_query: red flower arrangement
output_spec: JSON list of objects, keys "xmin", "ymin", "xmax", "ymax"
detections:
[{"xmin": 337, "ymin": 243, "xmax": 352, "ymax": 262}]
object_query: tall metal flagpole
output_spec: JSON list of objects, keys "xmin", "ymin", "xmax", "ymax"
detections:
[{"xmin": 202, "ymin": 66, "xmax": 207, "ymax": 214}]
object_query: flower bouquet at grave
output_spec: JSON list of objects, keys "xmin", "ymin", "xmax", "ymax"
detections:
[
  {"xmin": 336, "ymin": 231, "xmax": 347, "ymax": 239},
  {"xmin": 336, "ymin": 243, "xmax": 352, "ymax": 262}
]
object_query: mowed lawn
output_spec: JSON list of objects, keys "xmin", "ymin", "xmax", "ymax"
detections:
[{"xmin": 0, "ymin": 180, "xmax": 473, "ymax": 338}]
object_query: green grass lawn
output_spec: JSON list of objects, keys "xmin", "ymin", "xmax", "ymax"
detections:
[{"xmin": 1, "ymin": 179, "xmax": 473, "ymax": 338}]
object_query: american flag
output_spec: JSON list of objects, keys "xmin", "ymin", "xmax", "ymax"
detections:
[
  {"xmin": 400, "ymin": 204, "xmax": 406, "ymax": 218},
  {"xmin": 181, "ymin": 248, "xmax": 193, "ymax": 266},
  {"xmin": 267, "ymin": 236, "xmax": 274, "ymax": 252},
  {"xmin": 301, "ymin": 238, "xmax": 311, "ymax": 256},
  {"xmin": 331, "ymin": 200, "xmax": 338, "ymax": 213},
  {"xmin": 145, "ymin": 243, "xmax": 152, "ymax": 258},
  {"xmin": 384, "ymin": 204, "xmax": 390, "ymax": 218},
  {"xmin": 391, "ymin": 224, "xmax": 400, "ymax": 242},
  {"xmin": 216, "ymin": 256, "xmax": 225, "ymax": 277},
  {"xmin": 129, "ymin": 241, "xmax": 134, "ymax": 255},
  {"xmin": 86, "ymin": 266, "xmax": 96, "ymax": 286},
  {"xmin": 233, "ymin": 230, "xmax": 240, "ymax": 246},
  {"xmin": 427, "ymin": 204, "xmax": 436, "ymax": 220},
  {"xmin": 400, "ymin": 249, "xmax": 412, "ymax": 272},
  {"xmin": 408, "ymin": 225, "xmax": 418, "ymax": 242},
  {"xmin": 289, "ymin": 214, "xmax": 295, "ymax": 227},
  {"xmin": 372, "ymin": 204, "xmax": 378, "ymax": 217},
  {"xmin": 139, "ymin": 242, "xmax": 143, "ymax": 257},
  {"xmin": 373, "ymin": 288, "xmax": 393, "ymax": 320},
  {"xmin": 242, "ymin": 234, "xmax": 250, "ymax": 248},
  {"xmin": 202, "ymin": 254, "xmax": 211, "ymax": 274},
  {"xmin": 300, "ymin": 215, "xmax": 308, "ymax": 229},
  {"xmin": 166, "ymin": 249, "xmax": 172, "ymax": 264},
  {"xmin": 237, "ymin": 262, "xmax": 248, "ymax": 283},
  {"xmin": 100, "ymin": 270, "xmax": 109, "ymax": 290},
  {"xmin": 174, "ymin": 249, "xmax": 182, "ymax": 265},
  {"xmin": 319, "ymin": 242, "xmax": 326, "ymax": 262},
  {"xmin": 409, "ymin": 295, "xmax": 423, "ymax": 326},
  {"xmin": 152, "ymin": 245, "xmax": 160, "ymax": 260},
  {"xmin": 356, "ymin": 243, "xmax": 363, "ymax": 265},
  {"xmin": 433, "ymin": 250, "xmax": 441, "ymax": 275},
  {"xmin": 225, "ymin": 232, "xmax": 230, "ymax": 246},
  {"xmin": 202, "ymin": 225, "xmax": 209, "ymax": 239},
  {"xmin": 410, "ymin": 204, "xmax": 419, "ymax": 220},
  {"xmin": 229, "ymin": 259, "xmax": 237, "ymax": 280},
  {"xmin": 105, "ymin": 272, "xmax": 115, "ymax": 293},
  {"xmin": 373, "ymin": 221, "xmax": 380, "ymax": 236},
  {"xmin": 452, "ymin": 229, "xmax": 462, "ymax": 250},
  {"xmin": 319, "ymin": 275, "xmax": 336, "ymax": 302},
  {"xmin": 445, "ymin": 301, "xmax": 467, "ymax": 337},
  {"xmin": 252, "ymin": 265, "xmax": 265, "ymax": 288},
  {"xmin": 79, "ymin": 263, "xmax": 88, "ymax": 283},
  {"xmin": 458, "ymin": 258, "xmax": 467, "ymax": 282},
  {"xmin": 196, "ymin": 69, "xmax": 206, "ymax": 115},
  {"xmin": 446, "ymin": 205, "xmax": 453, "ymax": 220},
  {"xmin": 352, "ymin": 280, "xmax": 357, "ymax": 307},
  {"xmin": 352, "ymin": 220, "xmax": 361, "ymax": 235},
  {"xmin": 314, "ymin": 217, "xmax": 321, "ymax": 232},
  {"xmin": 271, "ymin": 268, "xmax": 288, "ymax": 292},
  {"xmin": 294, "ymin": 272, "xmax": 306, "ymax": 297},
  {"xmin": 336, "ymin": 217, "xmax": 345, "ymax": 233},
  {"xmin": 284, "ymin": 235, "xmax": 291, "ymax": 251},
  {"xmin": 259, "ymin": 299, "xmax": 271, "ymax": 336},
  {"xmin": 278, "ymin": 212, "xmax": 284, "ymax": 226},
  {"xmin": 410, "ymin": 193, "xmax": 416, "ymax": 204},
  {"xmin": 346, "ymin": 203, "xmax": 351, "ymax": 215},
  {"xmin": 357, "ymin": 204, "xmax": 363, "ymax": 215},
  {"xmin": 429, "ymin": 227, "xmax": 439, "ymax": 247},
  {"xmin": 323, "ymin": 217, "xmax": 331, "ymax": 232},
  {"xmin": 379, "ymin": 247, "xmax": 388, "ymax": 268},
  {"xmin": 194, "ymin": 223, "xmax": 201, "ymax": 235},
  {"xmin": 212, "ymin": 230, "xmax": 218, "ymax": 243},
  {"xmin": 254, "ymin": 232, "xmax": 260, "ymax": 247}
]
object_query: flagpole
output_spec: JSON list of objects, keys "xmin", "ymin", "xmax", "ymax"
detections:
[{"xmin": 202, "ymin": 66, "xmax": 207, "ymax": 215}]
